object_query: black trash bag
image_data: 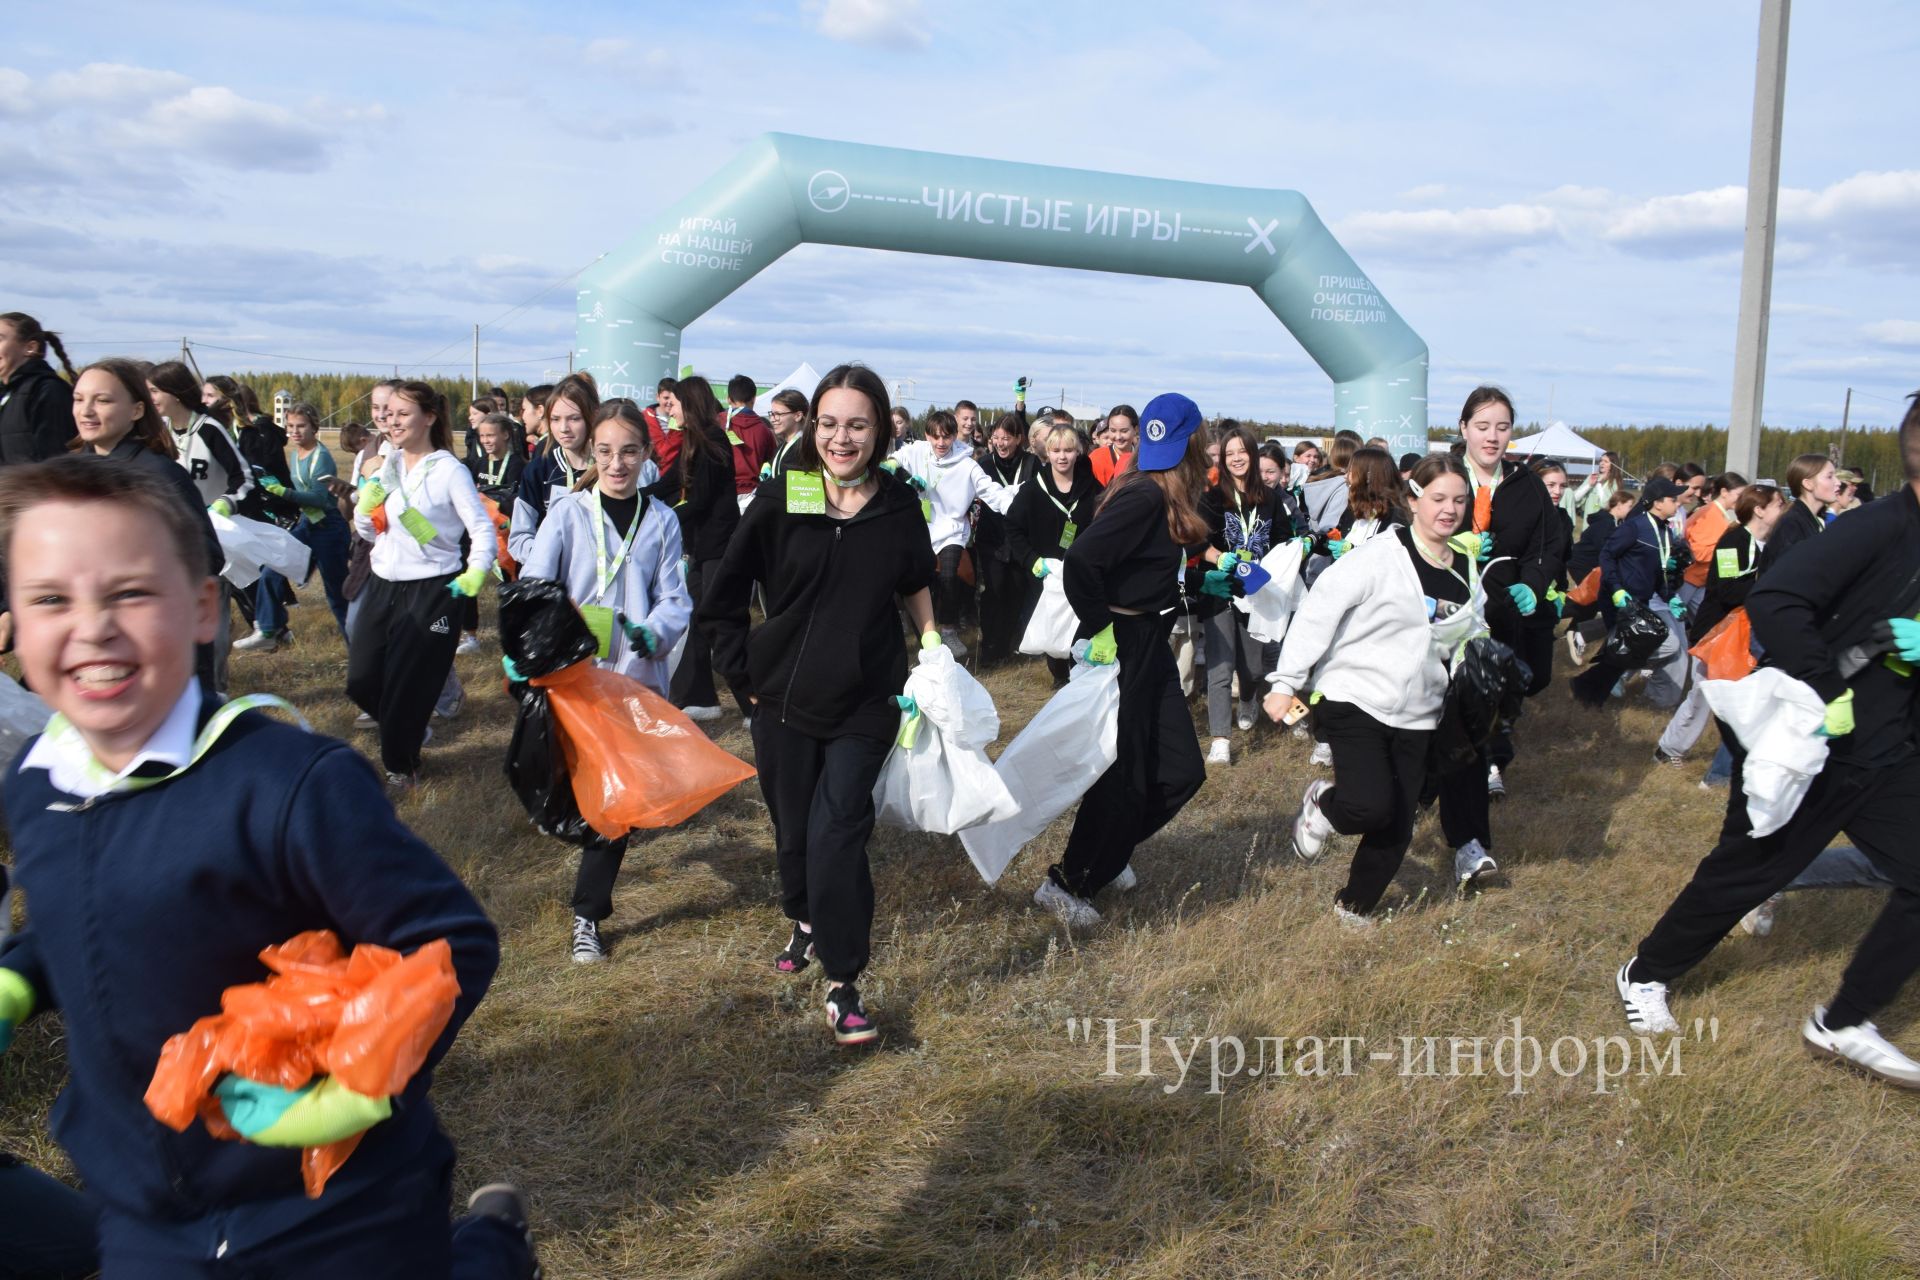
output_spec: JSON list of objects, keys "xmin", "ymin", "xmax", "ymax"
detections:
[
  {"xmin": 499, "ymin": 577, "xmax": 599, "ymax": 846},
  {"xmin": 1601, "ymin": 597, "xmax": 1669, "ymax": 668},
  {"xmin": 1429, "ymin": 635, "xmax": 1532, "ymax": 776}
]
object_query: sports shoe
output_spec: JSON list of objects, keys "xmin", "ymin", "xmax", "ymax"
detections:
[
  {"xmin": 434, "ymin": 686, "xmax": 465, "ymax": 720},
  {"xmin": 1454, "ymin": 839, "xmax": 1497, "ymax": 889},
  {"xmin": 1034, "ymin": 878, "xmax": 1101, "ymax": 929},
  {"xmin": 1653, "ymin": 748, "xmax": 1687, "ymax": 768},
  {"xmin": 1803, "ymin": 1006, "xmax": 1920, "ymax": 1089},
  {"xmin": 1206, "ymin": 737, "xmax": 1231, "ymax": 765},
  {"xmin": 232, "ymin": 629, "xmax": 283, "ymax": 653},
  {"xmin": 1486, "ymin": 765, "xmax": 1506, "ymax": 799},
  {"xmin": 1567, "ymin": 630, "xmax": 1589, "ymax": 665},
  {"xmin": 1290, "ymin": 725, "xmax": 1309, "ymax": 742},
  {"xmin": 1310, "ymin": 741, "xmax": 1333, "ymax": 768},
  {"xmin": 455, "ymin": 632, "xmax": 481, "ymax": 655},
  {"xmin": 1333, "ymin": 902, "xmax": 1374, "ymax": 930},
  {"xmin": 354, "ymin": 711, "xmax": 376, "ymax": 729},
  {"xmin": 1740, "ymin": 893, "xmax": 1781, "ymax": 937},
  {"xmin": 1291, "ymin": 778, "xmax": 1334, "ymax": 864},
  {"xmin": 464, "ymin": 1182, "xmax": 537, "ymax": 1268},
  {"xmin": 1236, "ymin": 701, "xmax": 1257, "ymax": 732},
  {"xmin": 420, "ymin": 724, "xmax": 433, "ymax": 747},
  {"xmin": 570, "ymin": 915, "xmax": 605, "ymax": 964},
  {"xmin": 384, "ymin": 771, "xmax": 417, "ymax": 791},
  {"xmin": 681, "ymin": 705, "xmax": 724, "ymax": 723},
  {"xmin": 1110, "ymin": 864, "xmax": 1138, "ymax": 893},
  {"xmin": 1616, "ymin": 959, "xmax": 1680, "ymax": 1035},
  {"xmin": 939, "ymin": 627, "xmax": 968, "ymax": 659},
  {"xmin": 774, "ymin": 921, "xmax": 815, "ymax": 974},
  {"xmin": 826, "ymin": 981, "xmax": 879, "ymax": 1046}
]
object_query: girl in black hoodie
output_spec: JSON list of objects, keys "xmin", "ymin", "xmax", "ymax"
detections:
[
  {"xmin": 1005, "ymin": 422, "xmax": 1104, "ymax": 685},
  {"xmin": 660, "ymin": 375, "xmax": 743, "ymax": 722},
  {"xmin": 1759, "ymin": 452, "xmax": 1840, "ymax": 576},
  {"xmin": 0, "ymin": 312, "xmax": 76, "ymax": 464},
  {"xmin": 701, "ymin": 364, "xmax": 936, "ymax": 1046}
]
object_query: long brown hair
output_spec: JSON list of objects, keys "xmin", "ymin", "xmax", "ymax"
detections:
[
  {"xmin": 1345, "ymin": 446, "xmax": 1403, "ymax": 521},
  {"xmin": 0, "ymin": 313, "xmax": 76, "ymax": 381},
  {"xmin": 390, "ymin": 380, "xmax": 454, "ymax": 453},
  {"xmin": 574, "ymin": 400, "xmax": 652, "ymax": 492},
  {"xmin": 1217, "ymin": 423, "xmax": 1269, "ymax": 506},
  {"xmin": 669, "ymin": 374, "xmax": 732, "ymax": 497},
  {"xmin": 1096, "ymin": 430, "xmax": 1210, "ymax": 544},
  {"xmin": 69, "ymin": 359, "xmax": 177, "ymax": 460}
]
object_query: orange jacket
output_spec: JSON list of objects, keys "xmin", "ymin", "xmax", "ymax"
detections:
[
  {"xmin": 1683, "ymin": 501, "xmax": 1731, "ymax": 588},
  {"xmin": 1091, "ymin": 446, "xmax": 1133, "ymax": 486}
]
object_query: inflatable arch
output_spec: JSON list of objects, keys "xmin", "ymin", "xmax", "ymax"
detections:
[{"xmin": 577, "ymin": 134, "xmax": 1429, "ymax": 454}]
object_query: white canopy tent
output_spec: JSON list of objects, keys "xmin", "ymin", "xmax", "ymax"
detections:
[
  {"xmin": 753, "ymin": 361, "xmax": 823, "ymax": 415},
  {"xmin": 1508, "ymin": 421, "xmax": 1605, "ymax": 461}
]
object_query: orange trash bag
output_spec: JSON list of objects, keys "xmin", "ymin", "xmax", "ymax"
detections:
[
  {"xmin": 481, "ymin": 493, "xmax": 517, "ymax": 580},
  {"xmin": 1689, "ymin": 608, "xmax": 1756, "ymax": 681},
  {"xmin": 1566, "ymin": 566, "xmax": 1602, "ymax": 608},
  {"xmin": 144, "ymin": 930, "xmax": 461, "ymax": 1199},
  {"xmin": 533, "ymin": 661, "xmax": 757, "ymax": 838}
]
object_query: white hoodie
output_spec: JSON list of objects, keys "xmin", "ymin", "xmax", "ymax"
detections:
[
  {"xmin": 890, "ymin": 439, "xmax": 1013, "ymax": 553},
  {"xmin": 1267, "ymin": 531, "xmax": 1470, "ymax": 730}
]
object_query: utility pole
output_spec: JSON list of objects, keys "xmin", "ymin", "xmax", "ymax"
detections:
[
  {"xmin": 471, "ymin": 325, "xmax": 480, "ymax": 399},
  {"xmin": 567, "ymin": 351, "xmax": 574, "ymax": 374},
  {"xmin": 1726, "ymin": 0, "xmax": 1790, "ymax": 476},
  {"xmin": 1836, "ymin": 386, "xmax": 1851, "ymax": 466}
]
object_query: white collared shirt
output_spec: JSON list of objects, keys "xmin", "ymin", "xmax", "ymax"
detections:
[{"xmin": 20, "ymin": 682, "xmax": 201, "ymax": 800}]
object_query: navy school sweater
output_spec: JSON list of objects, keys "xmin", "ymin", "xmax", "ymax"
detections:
[{"xmin": 0, "ymin": 696, "xmax": 498, "ymax": 1238}]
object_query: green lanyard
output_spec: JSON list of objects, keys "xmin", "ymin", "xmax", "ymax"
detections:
[
  {"xmin": 42, "ymin": 695, "xmax": 306, "ymax": 802},
  {"xmin": 482, "ymin": 455, "xmax": 508, "ymax": 487},
  {"xmin": 590, "ymin": 490, "xmax": 644, "ymax": 603},
  {"xmin": 1038, "ymin": 475, "xmax": 1080, "ymax": 521},
  {"xmin": 1648, "ymin": 512, "xmax": 1671, "ymax": 566},
  {"xmin": 390, "ymin": 456, "xmax": 439, "ymax": 509}
]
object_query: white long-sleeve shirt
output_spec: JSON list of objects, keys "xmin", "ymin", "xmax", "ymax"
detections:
[
  {"xmin": 355, "ymin": 449, "xmax": 496, "ymax": 582},
  {"xmin": 890, "ymin": 440, "xmax": 1013, "ymax": 553}
]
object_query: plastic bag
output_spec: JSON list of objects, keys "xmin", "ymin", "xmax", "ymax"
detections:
[
  {"xmin": 1242, "ymin": 537, "xmax": 1309, "ymax": 644},
  {"xmin": 537, "ymin": 661, "xmax": 756, "ymax": 837},
  {"xmin": 211, "ymin": 511, "xmax": 313, "ymax": 590},
  {"xmin": 480, "ymin": 494, "xmax": 517, "ymax": 581},
  {"xmin": 1566, "ymin": 566, "xmax": 1602, "ymax": 607},
  {"xmin": 1018, "ymin": 561, "xmax": 1077, "ymax": 659},
  {"xmin": 1689, "ymin": 608, "xmax": 1755, "ymax": 681},
  {"xmin": 144, "ymin": 930, "xmax": 460, "ymax": 1199},
  {"xmin": 1703, "ymin": 668, "xmax": 1829, "ymax": 837},
  {"xmin": 0, "ymin": 673, "xmax": 49, "ymax": 766},
  {"xmin": 1427, "ymin": 636, "xmax": 1531, "ymax": 775},
  {"xmin": 958, "ymin": 659, "xmax": 1122, "ymax": 884},
  {"xmin": 499, "ymin": 578, "xmax": 603, "ymax": 845},
  {"xmin": 1601, "ymin": 597, "xmax": 1670, "ymax": 668},
  {"xmin": 874, "ymin": 646, "xmax": 1018, "ymax": 833}
]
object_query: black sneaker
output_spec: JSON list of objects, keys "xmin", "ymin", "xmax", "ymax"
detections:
[
  {"xmin": 570, "ymin": 916, "xmax": 605, "ymax": 965},
  {"xmin": 774, "ymin": 921, "xmax": 815, "ymax": 974},
  {"xmin": 465, "ymin": 1183, "xmax": 539, "ymax": 1276},
  {"xmin": 826, "ymin": 981, "xmax": 878, "ymax": 1046}
]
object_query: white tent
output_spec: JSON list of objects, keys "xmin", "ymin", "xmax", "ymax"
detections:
[
  {"xmin": 1508, "ymin": 421, "xmax": 1605, "ymax": 461},
  {"xmin": 754, "ymin": 362, "xmax": 823, "ymax": 415}
]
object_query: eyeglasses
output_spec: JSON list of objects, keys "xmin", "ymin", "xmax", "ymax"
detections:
[{"xmin": 817, "ymin": 421, "xmax": 875, "ymax": 438}]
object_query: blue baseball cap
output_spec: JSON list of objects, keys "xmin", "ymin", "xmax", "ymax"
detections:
[{"xmin": 1135, "ymin": 393, "xmax": 1202, "ymax": 471}]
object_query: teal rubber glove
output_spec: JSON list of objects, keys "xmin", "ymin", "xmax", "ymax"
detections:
[
  {"xmin": 1668, "ymin": 595, "xmax": 1687, "ymax": 619},
  {"xmin": 1888, "ymin": 617, "xmax": 1920, "ymax": 662},
  {"xmin": 1015, "ymin": 376, "xmax": 1029, "ymax": 398},
  {"xmin": 1611, "ymin": 589, "xmax": 1631, "ymax": 610},
  {"xmin": 1508, "ymin": 584, "xmax": 1537, "ymax": 616},
  {"xmin": 209, "ymin": 498, "xmax": 234, "ymax": 518},
  {"xmin": 1084, "ymin": 624, "xmax": 1117, "ymax": 666},
  {"xmin": 1201, "ymin": 569, "xmax": 1233, "ymax": 599},
  {"xmin": 893, "ymin": 694, "xmax": 918, "ymax": 716},
  {"xmin": 448, "ymin": 567, "xmax": 487, "ymax": 598},
  {"xmin": 501, "ymin": 655, "xmax": 525, "ymax": 682},
  {"xmin": 1217, "ymin": 551, "xmax": 1242, "ymax": 575},
  {"xmin": 1663, "ymin": 556, "xmax": 1678, "ymax": 572},
  {"xmin": 214, "ymin": 1074, "xmax": 392, "ymax": 1147},
  {"xmin": 616, "ymin": 612, "xmax": 658, "ymax": 655},
  {"xmin": 880, "ymin": 459, "xmax": 928, "ymax": 492},
  {"xmin": 1032, "ymin": 558, "xmax": 1050, "ymax": 579},
  {"xmin": 1551, "ymin": 593, "xmax": 1566, "ymax": 617},
  {"xmin": 1327, "ymin": 540, "xmax": 1351, "ymax": 559},
  {"xmin": 355, "ymin": 480, "xmax": 388, "ymax": 515},
  {"xmin": 1818, "ymin": 689, "xmax": 1855, "ymax": 738},
  {"xmin": 0, "ymin": 969, "xmax": 35, "ymax": 1054},
  {"xmin": 261, "ymin": 477, "xmax": 288, "ymax": 497}
]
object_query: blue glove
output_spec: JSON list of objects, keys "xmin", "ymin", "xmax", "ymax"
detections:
[
  {"xmin": 617, "ymin": 612, "xmax": 658, "ymax": 655},
  {"xmin": 1201, "ymin": 569, "xmax": 1233, "ymax": 599},
  {"xmin": 1663, "ymin": 556, "xmax": 1678, "ymax": 572},
  {"xmin": 501, "ymin": 655, "xmax": 526, "ymax": 683},
  {"xmin": 1668, "ymin": 595, "xmax": 1687, "ymax": 619},
  {"xmin": 1327, "ymin": 540, "xmax": 1351, "ymax": 559},
  {"xmin": 1508, "ymin": 584, "xmax": 1537, "ymax": 616},
  {"xmin": 1888, "ymin": 617, "xmax": 1920, "ymax": 662},
  {"xmin": 893, "ymin": 694, "xmax": 918, "ymax": 716}
]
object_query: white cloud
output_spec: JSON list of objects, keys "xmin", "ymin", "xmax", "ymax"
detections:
[
  {"xmin": 111, "ymin": 86, "xmax": 329, "ymax": 172},
  {"xmin": 41, "ymin": 62, "xmax": 191, "ymax": 108},
  {"xmin": 1862, "ymin": 320, "xmax": 1920, "ymax": 349},
  {"xmin": 1398, "ymin": 182, "xmax": 1448, "ymax": 203},
  {"xmin": 1609, "ymin": 362, "xmax": 1708, "ymax": 381},
  {"xmin": 1334, "ymin": 203, "xmax": 1561, "ymax": 263},
  {"xmin": 1604, "ymin": 170, "xmax": 1920, "ymax": 268},
  {"xmin": 581, "ymin": 37, "xmax": 631, "ymax": 65},
  {"xmin": 1781, "ymin": 354, "xmax": 1904, "ymax": 375},
  {"xmin": 808, "ymin": 0, "xmax": 930, "ymax": 49}
]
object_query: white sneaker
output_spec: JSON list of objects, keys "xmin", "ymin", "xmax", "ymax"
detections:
[
  {"xmin": 1616, "ymin": 959, "xmax": 1680, "ymax": 1035},
  {"xmin": 1454, "ymin": 839, "xmax": 1497, "ymax": 889},
  {"xmin": 682, "ymin": 704, "xmax": 724, "ymax": 723},
  {"xmin": 1206, "ymin": 737, "xmax": 1231, "ymax": 766},
  {"xmin": 1486, "ymin": 765, "xmax": 1506, "ymax": 799},
  {"xmin": 1110, "ymin": 864, "xmax": 1138, "ymax": 893},
  {"xmin": 1034, "ymin": 878, "xmax": 1101, "ymax": 929},
  {"xmin": 1740, "ymin": 893, "xmax": 1781, "ymax": 937},
  {"xmin": 232, "ymin": 629, "xmax": 282, "ymax": 653},
  {"xmin": 940, "ymin": 628, "xmax": 968, "ymax": 659},
  {"xmin": 1567, "ymin": 630, "xmax": 1589, "ymax": 665},
  {"xmin": 1236, "ymin": 701, "xmax": 1257, "ymax": 732},
  {"xmin": 1803, "ymin": 1006, "xmax": 1920, "ymax": 1089},
  {"xmin": 1291, "ymin": 778, "xmax": 1334, "ymax": 864},
  {"xmin": 354, "ymin": 711, "xmax": 376, "ymax": 728},
  {"xmin": 1290, "ymin": 725, "xmax": 1309, "ymax": 741},
  {"xmin": 1310, "ymin": 741, "xmax": 1333, "ymax": 768},
  {"xmin": 455, "ymin": 633, "xmax": 481, "ymax": 655},
  {"xmin": 1333, "ymin": 902, "xmax": 1374, "ymax": 930},
  {"xmin": 571, "ymin": 915, "xmax": 605, "ymax": 964}
]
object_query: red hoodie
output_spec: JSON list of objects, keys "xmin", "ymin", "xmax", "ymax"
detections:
[
  {"xmin": 643, "ymin": 404, "xmax": 682, "ymax": 477},
  {"xmin": 725, "ymin": 408, "xmax": 777, "ymax": 495}
]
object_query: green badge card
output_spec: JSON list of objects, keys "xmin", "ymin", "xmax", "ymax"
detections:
[
  {"xmin": 785, "ymin": 470, "xmax": 826, "ymax": 515},
  {"xmin": 578, "ymin": 604, "xmax": 616, "ymax": 659},
  {"xmin": 398, "ymin": 507, "xmax": 438, "ymax": 545}
]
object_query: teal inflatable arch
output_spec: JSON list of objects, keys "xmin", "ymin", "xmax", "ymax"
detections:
[{"xmin": 577, "ymin": 134, "xmax": 1429, "ymax": 455}]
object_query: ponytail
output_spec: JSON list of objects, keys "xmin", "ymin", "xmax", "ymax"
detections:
[{"xmin": 0, "ymin": 312, "xmax": 76, "ymax": 381}]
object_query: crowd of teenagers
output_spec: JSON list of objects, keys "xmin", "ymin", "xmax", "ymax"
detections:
[{"xmin": 1, "ymin": 302, "xmax": 1919, "ymax": 1277}]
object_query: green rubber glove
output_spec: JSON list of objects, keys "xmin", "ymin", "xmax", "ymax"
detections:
[
  {"xmin": 1818, "ymin": 690, "xmax": 1855, "ymax": 738},
  {"xmin": 1888, "ymin": 617, "xmax": 1920, "ymax": 662},
  {"xmin": 1663, "ymin": 556, "xmax": 1678, "ymax": 572},
  {"xmin": 1327, "ymin": 539, "xmax": 1351, "ymax": 559},
  {"xmin": 1014, "ymin": 376, "xmax": 1029, "ymax": 399},
  {"xmin": 448, "ymin": 567, "xmax": 487, "ymax": 598},
  {"xmin": 210, "ymin": 498, "xmax": 234, "ymax": 518},
  {"xmin": 616, "ymin": 612, "xmax": 658, "ymax": 655},
  {"xmin": 1447, "ymin": 531, "xmax": 1491, "ymax": 562},
  {"xmin": 355, "ymin": 480, "xmax": 388, "ymax": 515},
  {"xmin": 1668, "ymin": 595, "xmax": 1687, "ymax": 619},
  {"xmin": 501, "ymin": 655, "xmax": 526, "ymax": 683},
  {"xmin": 1032, "ymin": 558, "xmax": 1050, "ymax": 579},
  {"xmin": 1611, "ymin": 589, "xmax": 1631, "ymax": 609},
  {"xmin": 1201, "ymin": 569, "xmax": 1233, "ymax": 599},
  {"xmin": 920, "ymin": 630, "xmax": 944, "ymax": 652},
  {"xmin": 261, "ymin": 478, "xmax": 288, "ymax": 497},
  {"xmin": 1217, "ymin": 551, "xmax": 1242, "ymax": 575},
  {"xmin": 893, "ymin": 694, "xmax": 918, "ymax": 716},
  {"xmin": 214, "ymin": 1074, "xmax": 392, "ymax": 1147},
  {"xmin": 1084, "ymin": 624, "xmax": 1117, "ymax": 666},
  {"xmin": 1508, "ymin": 584, "xmax": 1537, "ymax": 616},
  {"xmin": 0, "ymin": 969, "xmax": 36, "ymax": 1054}
]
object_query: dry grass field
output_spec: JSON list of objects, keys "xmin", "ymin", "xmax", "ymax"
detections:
[{"xmin": 4, "ymin": 599, "xmax": 1919, "ymax": 1278}]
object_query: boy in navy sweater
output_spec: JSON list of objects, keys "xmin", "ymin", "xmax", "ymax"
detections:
[{"xmin": 0, "ymin": 457, "xmax": 534, "ymax": 1277}]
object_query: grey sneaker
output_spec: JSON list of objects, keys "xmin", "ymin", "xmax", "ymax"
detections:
[
  {"xmin": 1454, "ymin": 839, "xmax": 1497, "ymax": 889},
  {"xmin": 1291, "ymin": 779, "xmax": 1334, "ymax": 863},
  {"xmin": 1740, "ymin": 893, "xmax": 1781, "ymax": 937},
  {"xmin": 1034, "ymin": 878, "xmax": 1101, "ymax": 929},
  {"xmin": 570, "ymin": 915, "xmax": 605, "ymax": 964}
]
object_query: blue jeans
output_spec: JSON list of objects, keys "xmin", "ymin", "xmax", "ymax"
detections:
[{"xmin": 257, "ymin": 515, "xmax": 351, "ymax": 637}]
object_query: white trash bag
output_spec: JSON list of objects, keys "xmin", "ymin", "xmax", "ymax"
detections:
[
  {"xmin": 0, "ymin": 674, "xmax": 49, "ymax": 765},
  {"xmin": 874, "ymin": 645, "xmax": 1017, "ymax": 834},
  {"xmin": 959, "ymin": 657, "xmax": 1121, "ymax": 884},
  {"xmin": 1241, "ymin": 537, "xmax": 1310, "ymax": 645},
  {"xmin": 1702, "ymin": 667, "xmax": 1829, "ymax": 838},
  {"xmin": 1018, "ymin": 560, "xmax": 1077, "ymax": 659},
  {"xmin": 211, "ymin": 512, "xmax": 311, "ymax": 590}
]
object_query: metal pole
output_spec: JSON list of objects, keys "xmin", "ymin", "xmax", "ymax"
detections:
[
  {"xmin": 1836, "ymin": 386, "xmax": 1851, "ymax": 466},
  {"xmin": 472, "ymin": 324, "xmax": 480, "ymax": 399},
  {"xmin": 1726, "ymin": 0, "xmax": 1790, "ymax": 476},
  {"xmin": 568, "ymin": 351, "xmax": 574, "ymax": 374}
]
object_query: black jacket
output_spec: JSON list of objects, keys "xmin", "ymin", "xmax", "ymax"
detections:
[
  {"xmin": 656, "ymin": 426, "xmax": 739, "ymax": 564},
  {"xmin": 1748, "ymin": 486, "xmax": 1920, "ymax": 768},
  {"xmin": 1694, "ymin": 524, "xmax": 1760, "ymax": 638},
  {"xmin": 0, "ymin": 357, "xmax": 74, "ymax": 465},
  {"xmin": 701, "ymin": 471, "xmax": 934, "ymax": 741},
  {"xmin": 1477, "ymin": 459, "xmax": 1555, "ymax": 643},
  {"xmin": 1567, "ymin": 510, "xmax": 1617, "ymax": 580},
  {"xmin": 236, "ymin": 414, "xmax": 290, "ymax": 485},
  {"xmin": 1005, "ymin": 461, "xmax": 1102, "ymax": 568},
  {"xmin": 973, "ymin": 450, "xmax": 1040, "ymax": 562},
  {"xmin": 1063, "ymin": 476, "xmax": 1184, "ymax": 637},
  {"xmin": 1758, "ymin": 500, "xmax": 1823, "ymax": 578},
  {"xmin": 468, "ymin": 450, "xmax": 525, "ymax": 515},
  {"xmin": 101, "ymin": 437, "xmax": 225, "ymax": 577}
]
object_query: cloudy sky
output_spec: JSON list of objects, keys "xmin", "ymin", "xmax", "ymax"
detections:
[{"xmin": 5, "ymin": 0, "xmax": 1915, "ymax": 429}]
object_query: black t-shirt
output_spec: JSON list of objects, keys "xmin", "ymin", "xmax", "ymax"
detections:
[
  {"xmin": 600, "ymin": 491, "xmax": 640, "ymax": 537},
  {"xmin": 1398, "ymin": 526, "xmax": 1470, "ymax": 612}
]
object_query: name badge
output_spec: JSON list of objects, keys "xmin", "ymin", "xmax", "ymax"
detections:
[
  {"xmin": 725, "ymin": 429, "xmax": 745, "ymax": 448},
  {"xmin": 785, "ymin": 470, "xmax": 826, "ymax": 515},
  {"xmin": 397, "ymin": 507, "xmax": 438, "ymax": 544},
  {"xmin": 578, "ymin": 604, "xmax": 616, "ymax": 659},
  {"xmin": 1058, "ymin": 520, "xmax": 1077, "ymax": 549},
  {"xmin": 1715, "ymin": 547, "xmax": 1742, "ymax": 577}
]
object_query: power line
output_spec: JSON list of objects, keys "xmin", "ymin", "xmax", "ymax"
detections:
[{"xmin": 189, "ymin": 341, "xmax": 567, "ymax": 370}]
